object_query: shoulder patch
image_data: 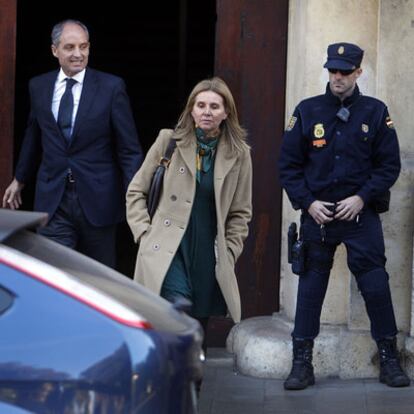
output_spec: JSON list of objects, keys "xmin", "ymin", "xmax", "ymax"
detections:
[
  {"xmin": 385, "ymin": 116, "xmax": 394, "ymax": 129},
  {"xmin": 286, "ymin": 116, "xmax": 297, "ymax": 131}
]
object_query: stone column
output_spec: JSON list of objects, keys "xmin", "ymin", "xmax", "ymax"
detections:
[
  {"xmin": 377, "ymin": 0, "xmax": 414, "ymax": 378},
  {"xmin": 407, "ymin": 235, "xmax": 414, "ymax": 378}
]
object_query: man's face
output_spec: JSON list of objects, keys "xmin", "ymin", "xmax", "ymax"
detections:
[
  {"xmin": 51, "ymin": 23, "xmax": 90, "ymax": 77},
  {"xmin": 328, "ymin": 67, "xmax": 362, "ymax": 100}
]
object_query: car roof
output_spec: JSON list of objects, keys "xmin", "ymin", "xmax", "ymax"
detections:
[
  {"xmin": 0, "ymin": 209, "xmax": 48, "ymax": 242},
  {"xmin": 0, "ymin": 209, "xmax": 197, "ymax": 334}
]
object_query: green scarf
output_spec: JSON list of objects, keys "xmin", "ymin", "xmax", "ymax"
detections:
[{"xmin": 195, "ymin": 127, "xmax": 219, "ymax": 183}]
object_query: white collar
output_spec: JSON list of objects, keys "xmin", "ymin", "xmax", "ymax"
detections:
[{"xmin": 57, "ymin": 68, "xmax": 86, "ymax": 84}]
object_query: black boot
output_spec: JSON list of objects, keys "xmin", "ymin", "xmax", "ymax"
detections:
[
  {"xmin": 377, "ymin": 337, "xmax": 410, "ymax": 387},
  {"xmin": 284, "ymin": 338, "xmax": 315, "ymax": 390}
]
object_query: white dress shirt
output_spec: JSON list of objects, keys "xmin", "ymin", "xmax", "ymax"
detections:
[{"xmin": 52, "ymin": 68, "xmax": 85, "ymax": 136}]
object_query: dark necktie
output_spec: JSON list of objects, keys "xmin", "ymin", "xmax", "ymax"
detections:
[{"xmin": 57, "ymin": 78, "xmax": 77, "ymax": 140}]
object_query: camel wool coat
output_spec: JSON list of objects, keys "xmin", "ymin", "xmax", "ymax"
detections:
[{"xmin": 126, "ymin": 129, "xmax": 252, "ymax": 322}]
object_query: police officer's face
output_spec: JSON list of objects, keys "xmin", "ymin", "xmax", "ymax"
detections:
[
  {"xmin": 329, "ymin": 68, "xmax": 362, "ymax": 100},
  {"xmin": 51, "ymin": 23, "xmax": 90, "ymax": 77},
  {"xmin": 191, "ymin": 91, "xmax": 228, "ymax": 135}
]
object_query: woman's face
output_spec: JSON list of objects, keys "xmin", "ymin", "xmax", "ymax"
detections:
[{"xmin": 191, "ymin": 91, "xmax": 228, "ymax": 134}]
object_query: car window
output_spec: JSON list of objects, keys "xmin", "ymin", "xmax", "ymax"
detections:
[{"xmin": 0, "ymin": 285, "xmax": 14, "ymax": 315}]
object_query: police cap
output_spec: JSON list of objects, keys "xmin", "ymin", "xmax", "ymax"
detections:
[{"xmin": 323, "ymin": 42, "xmax": 364, "ymax": 70}]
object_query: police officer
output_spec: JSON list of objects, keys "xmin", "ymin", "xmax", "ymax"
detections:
[{"xmin": 279, "ymin": 42, "xmax": 410, "ymax": 390}]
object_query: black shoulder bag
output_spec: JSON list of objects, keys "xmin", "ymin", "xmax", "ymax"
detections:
[{"xmin": 147, "ymin": 138, "xmax": 177, "ymax": 219}]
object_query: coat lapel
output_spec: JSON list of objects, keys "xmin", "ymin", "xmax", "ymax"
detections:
[
  {"xmin": 43, "ymin": 71, "xmax": 63, "ymax": 138},
  {"xmin": 71, "ymin": 68, "xmax": 98, "ymax": 142},
  {"xmin": 214, "ymin": 137, "xmax": 237, "ymax": 191},
  {"xmin": 176, "ymin": 138, "xmax": 196, "ymax": 177}
]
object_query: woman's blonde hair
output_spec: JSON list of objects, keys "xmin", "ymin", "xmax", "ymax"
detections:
[{"xmin": 174, "ymin": 77, "xmax": 249, "ymax": 153}]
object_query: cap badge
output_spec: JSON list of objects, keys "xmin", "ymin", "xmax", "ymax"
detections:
[
  {"xmin": 314, "ymin": 123, "xmax": 325, "ymax": 139},
  {"xmin": 362, "ymin": 124, "xmax": 369, "ymax": 133},
  {"xmin": 338, "ymin": 46, "xmax": 345, "ymax": 55}
]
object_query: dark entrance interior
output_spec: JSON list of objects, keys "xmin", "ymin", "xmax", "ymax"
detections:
[
  {"xmin": 12, "ymin": 0, "xmax": 288, "ymax": 347},
  {"xmin": 14, "ymin": 0, "xmax": 216, "ymax": 277}
]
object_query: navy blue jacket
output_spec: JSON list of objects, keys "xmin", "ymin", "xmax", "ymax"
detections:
[
  {"xmin": 279, "ymin": 84, "xmax": 401, "ymax": 210},
  {"xmin": 15, "ymin": 68, "xmax": 143, "ymax": 226}
]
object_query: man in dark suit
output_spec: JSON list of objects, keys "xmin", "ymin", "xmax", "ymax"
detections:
[{"xmin": 2, "ymin": 19, "xmax": 143, "ymax": 268}]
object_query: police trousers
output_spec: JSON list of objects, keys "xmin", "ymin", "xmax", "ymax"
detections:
[{"xmin": 292, "ymin": 208, "xmax": 398, "ymax": 341}]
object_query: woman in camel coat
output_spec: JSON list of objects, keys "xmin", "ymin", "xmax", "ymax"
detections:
[{"xmin": 126, "ymin": 77, "xmax": 252, "ymax": 326}]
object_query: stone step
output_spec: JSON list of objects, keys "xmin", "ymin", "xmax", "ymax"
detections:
[
  {"xmin": 205, "ymin": 347, "xmax": 234, "ymax": 367},
  {"xmin": 226, "ymin": 313, "xmax": 413, "ymax": 379}
]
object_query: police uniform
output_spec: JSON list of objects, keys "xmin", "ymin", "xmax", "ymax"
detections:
[{"xmin": 279, "ymin": 43, "xmax": 409, "ymax": 390}]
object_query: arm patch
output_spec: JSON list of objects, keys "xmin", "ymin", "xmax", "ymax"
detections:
[
  {"xmin": 385, "ymin": 116, "xmax": 394, "ymax": 129},
  {"xmin": 286, "ymin": 115, "xmax": 297, "ymax": 131}
]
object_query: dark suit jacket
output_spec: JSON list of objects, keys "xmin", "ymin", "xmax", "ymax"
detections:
[{"xmin": 15, "ymin": 67, "xmax": 143, "ymax": 227}]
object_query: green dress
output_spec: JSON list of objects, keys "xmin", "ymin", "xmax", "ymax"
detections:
[{"xmin": 160, "ymin": 146, "xmax": 227, "ymax": 318}]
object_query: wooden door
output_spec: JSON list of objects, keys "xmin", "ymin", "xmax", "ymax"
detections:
[
  {"xmin": 0, "ymin": 0, "xmax": 17, "ymax": 195},
  {"xmin": 207, "ymin": 0, "xmax": 289, "ymax": 345}
]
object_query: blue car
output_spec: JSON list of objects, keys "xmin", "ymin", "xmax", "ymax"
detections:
[{"xmin": 0, "ymin": 209, "xmax": 203, "ymax": 413}]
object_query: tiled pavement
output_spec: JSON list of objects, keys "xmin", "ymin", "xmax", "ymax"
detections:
[{"xmin": 198, "ymin": 349, "xmax": 414, "ymax": 414}]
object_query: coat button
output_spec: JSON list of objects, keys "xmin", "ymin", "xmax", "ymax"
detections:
[
  {"xmin": 170, "ymin": 195, "xmax": 177, "ymax": 201},
  {"xmin": 179, "ymin": 167, "xmax": 185, "ymax": 173},
  {"xmin": 164, "ymin": 219, "xmax": 171, "ymax": 226},
  {"xmin": 152, "ymin": 243, "xmax": 160, "ymax": 251}
]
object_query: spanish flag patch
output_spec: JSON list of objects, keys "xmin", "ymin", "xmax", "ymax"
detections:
[{"xmin": 386, "ymin": 116, "xmax": 394, "ymax": 129}]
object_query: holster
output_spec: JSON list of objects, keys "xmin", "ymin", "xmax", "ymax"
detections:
[{"xmin": 288, "ymin": 216, "xmax": 307, "ymax": 276}]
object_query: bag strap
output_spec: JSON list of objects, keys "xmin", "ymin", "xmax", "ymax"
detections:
[{"xmin": 159, "ymin": 138, "xmax": 177, "ymax": 167}]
